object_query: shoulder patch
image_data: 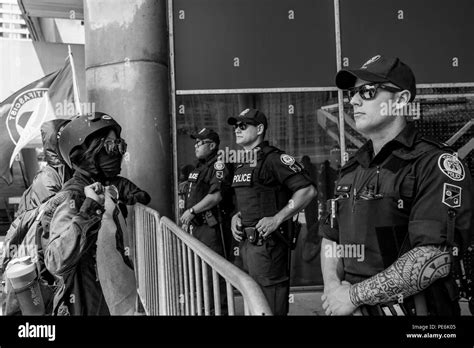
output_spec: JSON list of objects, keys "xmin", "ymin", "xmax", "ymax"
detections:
[
  {"xmin": 442, "ymin": 183, "xmax": 461, "ymax": 208},
  {"xmin": 438, "ymin": 153, "xmax": 465, "ymax": 181},
  {"xmin": 280, "ymin": 154, "xmax": 295, "ymax": 166},
  {"xmin": 214, "ymin": 161, "xmax": 225, "ymax": 171}
]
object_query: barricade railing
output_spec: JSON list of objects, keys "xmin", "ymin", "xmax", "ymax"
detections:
[
  {"xmin": 158, "ymin": 217, "xmax": 272, "ymax": 315},
  {"xmin": 132, "ymin": 203, "xmax": 272, "ymax": 316},
  {"xmin": 133, "ymin": 203, "xmax": 161, "ymax": 315}
]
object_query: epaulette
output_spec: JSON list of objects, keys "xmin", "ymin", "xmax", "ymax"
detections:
[
  {"xmin": 340, "ymin": 153, "xmax": 358, "ymax": 174},
  {"xmin": 419, "ymin": 135, "xmax": 452, "ymax": 150},
  {"xmin": 393, "ymin": 136, "xmax": 455, "ymax": 160}
]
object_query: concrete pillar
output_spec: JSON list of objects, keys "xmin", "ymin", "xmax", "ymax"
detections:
[{"xmin": 84, "ymin": 0, "xmax": 172, "ymax": 217}]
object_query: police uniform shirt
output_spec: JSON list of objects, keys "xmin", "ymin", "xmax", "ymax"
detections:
[
  {"xmin": 185, "ymin": 153, "xmax": 232, "ymax": 211},
  {"xmin": 320, "ymin": 124, "xmax": 472, "ymax": 282},
  {"xmin": 232, "ymin": 141, "xmax": 314, "ymax": 226}
]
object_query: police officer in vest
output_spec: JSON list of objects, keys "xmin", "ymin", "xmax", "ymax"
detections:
[
  {"xmin": 180, "ymin": 128, "xmax": 233, "ymax": 259},
  {"xmin": 320, "ymin": 55, "xmax": 473, "ymax": 316},
  {"xmin": 228, "ymin": 108, "xmax": 317, "ymax": 315}
]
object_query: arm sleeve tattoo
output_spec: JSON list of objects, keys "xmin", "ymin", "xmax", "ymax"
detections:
[{"xmin": 349, "ymin": 245, "xmax": 451, "ymax": 307}]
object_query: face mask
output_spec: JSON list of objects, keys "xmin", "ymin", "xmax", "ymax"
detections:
[{"xmin": 96, "ymin": 149, "xmax": 122, "ymax": 178}]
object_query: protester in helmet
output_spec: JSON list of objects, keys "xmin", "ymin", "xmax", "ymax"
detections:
[{"xmin": 44, "ymin": 112, "xmax": 149, "ymax": 315}]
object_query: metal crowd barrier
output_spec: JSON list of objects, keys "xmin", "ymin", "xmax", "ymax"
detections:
[
  {"xmin": 133, "ymin": 203, "xmax": 161, "ymax": 315},
  {"xmin": 132, "ymin": 203, "xmax": 272, "ymax": 316}
]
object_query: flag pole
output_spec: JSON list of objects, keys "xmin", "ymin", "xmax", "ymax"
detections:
[{"xmin": 68, "ymin": 45, "xmax": 82, "ymax": 116}]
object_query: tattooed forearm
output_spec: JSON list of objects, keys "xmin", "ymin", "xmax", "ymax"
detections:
[{"xmin": 349, "ymin": 245, "xmax": 451, "ymax": 306}]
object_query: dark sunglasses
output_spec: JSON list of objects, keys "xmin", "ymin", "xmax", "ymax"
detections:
[
  {"xmin": 233, "ymin": 122, "xmax": 259, "ymax": 131},
  {"xmin": 194, "ymin": 140, "xmax": 213, "ymax": 147},
  {"xmin": 347, "ymin": 83, "xmax": 402, "ymax": 101},
  {"xmin": 102, "ymin": 138, "xmax": 127, "ymax": 155}
]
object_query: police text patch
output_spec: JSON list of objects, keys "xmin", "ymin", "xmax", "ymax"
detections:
[
  {"xmin": 233, "ymin": 173, "xmax": 252, "ymax": 183},
  {"xmin": 188, "ymin": 172, "xmax": 199, "ymax": 181},
  {"xmin": 438, "ymin": 153, "xmax": 465, "ymax": 181},
  {"xmin": 442, "ymin": 183, "xmax": 461, "ymax": 208}
]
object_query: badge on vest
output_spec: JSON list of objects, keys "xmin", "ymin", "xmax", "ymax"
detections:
[
  {"xmin": 438, "ymin": 153, "xmax": 465, "ymax": 181},
  {"xmin": 442, "ymin": 183, "xmax": 462, "ymax": 208}
]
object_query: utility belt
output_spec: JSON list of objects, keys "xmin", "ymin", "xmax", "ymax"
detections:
[
  {"xmin": 239, "ymin": 221, "xmax": 300, "ymax": 249},
  {"xmin": 191, "ymin": 210, "xmax": 219, "ymax": 227},
  {"xmin": 239, "ymin": 226, "xmax": 265, "ymax": 246},
  {"xmin": 358, "ymin": 299, "xmax": 416, "ymax": 316}
]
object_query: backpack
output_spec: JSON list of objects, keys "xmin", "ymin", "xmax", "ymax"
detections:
[{"xmin": 1, "ymin": 181, "xmax": 83, "ymax": 315}]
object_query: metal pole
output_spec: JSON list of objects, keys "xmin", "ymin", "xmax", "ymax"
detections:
[
  {"xmin": 68, "ymin": 45, "xmax": 82, "ymax": 116},
  {"xmin": 167, "ymin": 0, "xmax": 180, "ymax": 222},
  {"xmin": 334, "ymin": 0, "xmax": 347, "ymax": 166}
]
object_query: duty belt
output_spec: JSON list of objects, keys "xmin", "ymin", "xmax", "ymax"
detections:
[
  {"xmin": 358, "ymin": 297, "xmax": 418, "ymax": 316},
  {"xmin": 241, "ymin": 226, "xmax": 263, "ymax": 246},
  {"xmin": 241, "ymin": 225, "xmax": 290, "ymax": 247}
]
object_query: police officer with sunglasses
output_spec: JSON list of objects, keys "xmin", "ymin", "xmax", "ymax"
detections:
[
  {"xmin": 180, "ymin": 128, "xmax": 234, "ymax": 259},
  {"xmin": 320, "ymin": 55, "xmax": 473, "ymax": 316},
  {"xmin": 228, "ymin": 108, "xmax": 317, "ymax": 315}
]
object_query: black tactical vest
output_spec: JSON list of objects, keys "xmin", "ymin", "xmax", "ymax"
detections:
[
  {"xmin": 186, "ymin": 157, "xmax": 216, "ymax": 210},
  {"xmin": 232, "ymin": 145, "xmax": 291, "ymax": 226}
]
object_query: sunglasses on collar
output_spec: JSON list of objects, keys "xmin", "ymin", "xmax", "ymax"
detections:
[{"xmin": 347, "ymin": 83, "xmax": 403, "ymax": 101}]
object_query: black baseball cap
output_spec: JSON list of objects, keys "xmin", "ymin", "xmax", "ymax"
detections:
[
  {"xmin": 335, "ymin": 55, "xmax": 416, "ymax": 102},
  {"xmin": 190, "ymin": 128, "xmax": 220, "ymax": 145},
  {"xmin": 227, "ymin": 108, "xmax": 268, "ymax": 129}
]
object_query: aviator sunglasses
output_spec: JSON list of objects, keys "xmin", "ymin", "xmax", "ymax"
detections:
[{"xmin": 347, "ymin": 83, "xmax": 403, "ymax": 101}]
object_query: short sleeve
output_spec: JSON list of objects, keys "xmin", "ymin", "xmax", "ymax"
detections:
[
  {"xmin": 265, "ymin": 153, "xmax": 315, "ymax": 192},
  {"xmin": 207, "ymin": 161, "xmax": 232, "ymax": 195},
  {"xmin": 408, "ymin": 151, "xmax": 472, "ymax": 249}
]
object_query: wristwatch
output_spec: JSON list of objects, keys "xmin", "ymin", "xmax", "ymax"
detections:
[{"xmin": 189, "ymin": 207, "xmax": 195, "ymax": 215}]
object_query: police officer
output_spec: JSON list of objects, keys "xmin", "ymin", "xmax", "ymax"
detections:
[
  {"xmin": 180, "ymin": 128, "xmax": 233, "ymax": 259},
  {"xmin": 228, "ymin": 108, "xmax": 317, "ymax": 315},
  {"xmin": 320, "ymin": 55, "xmax": 473, "ymax": 316}
]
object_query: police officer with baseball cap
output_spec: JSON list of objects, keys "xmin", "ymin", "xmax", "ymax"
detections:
[
  {"xmin": 228, "ymin": 108, "xmax": 317, "ymax": 315},
  {"xmin": 180, "ymin": 128, "xmax": 233, "ymax": 258},
  {"xmin": 321, "ymin": 55, "xmax": 473, "ymax": 316}
]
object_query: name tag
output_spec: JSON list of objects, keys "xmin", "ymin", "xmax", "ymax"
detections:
[{"xmin": 336, "ymin": 184, "xmax": 351, "ymax": 193}]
